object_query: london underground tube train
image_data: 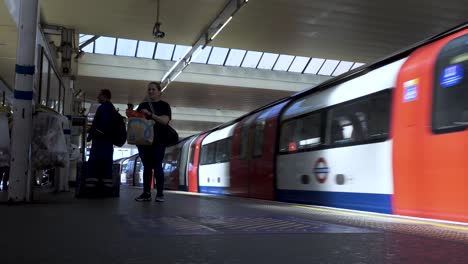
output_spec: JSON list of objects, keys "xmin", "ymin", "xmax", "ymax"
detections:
[{"xmin": 149, "ymin": 24, "xmax": 467, "ymax": 223}]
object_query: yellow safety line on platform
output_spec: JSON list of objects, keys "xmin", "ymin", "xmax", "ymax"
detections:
[
  {"xmin": 166, "ymin": 190, "xmax": 468, "ymax": 231},
  {"xmin": 292, "ymin": 205, "xmax": 468, "ymax": 232}
]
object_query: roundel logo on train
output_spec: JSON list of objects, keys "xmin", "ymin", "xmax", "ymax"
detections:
[{"xmin": 314, "ymin": 158, "xmax": 329, "ymax": 184}]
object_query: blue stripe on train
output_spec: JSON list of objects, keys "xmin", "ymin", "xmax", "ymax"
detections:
[
  {"xmin": 199, "ymin": 186, "xmax": 231, "ymax": 195},
  {"xmin": 276, "ymin": 190, "xmax": 393, "ymax": 214}
]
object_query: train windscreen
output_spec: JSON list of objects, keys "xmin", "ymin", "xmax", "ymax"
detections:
[{"xmin": 433, "ymin": 34, "xmax": 468, "ymax": 133}]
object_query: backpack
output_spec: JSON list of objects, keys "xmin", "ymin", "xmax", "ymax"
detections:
[{"xmin": 112, "ymin": 109, "xmax": 127, "ymax": 147}]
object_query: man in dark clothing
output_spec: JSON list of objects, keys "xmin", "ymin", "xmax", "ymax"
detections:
[
  {"xmin": 134, "ymin": 82, "xmax": 172, "ymax": 202},
  {"xmin": 87, "ymin": 89, "xmax": 115, "ymax": 196}
]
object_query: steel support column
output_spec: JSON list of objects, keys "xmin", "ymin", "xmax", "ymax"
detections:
[
  {"xmin": 56, "ymin": 77, "xmax": 71, "ymax": 192},
  {"xmin": 55, "ymin": 27, "xmax": 75, "ymax": 192},
  {"xmin": 8, "ymin": 0, "xmax": 39, "ymax": 202}
]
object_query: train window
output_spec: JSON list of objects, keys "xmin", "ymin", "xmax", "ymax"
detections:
[
  {"xmin": 253, "ymin": 121, "xmax": 265, "ymax": 157},
  {"xmin": 206, "ymin": 144, "xmax": 216, "ymax": 164},
  {"xmin": 200, "ymin": 143, "xmax": 216, "ymax": 165},
  {"xmin": 215, "ymin": 138, "xmax": 231, "ymax": 163},
  {"xmin": 200, "ymin": 145, "xmax": 207, "ymax": 164},
  {"xmin": 368, "ymin": 92, "xmax": 391, "ymax": 139},
  {"xmin": 226, "ymin": 138, "xmax": 232, "ymax": 160},
  {"xmin": 279, "ymin": 112, "xmax": 322, "ymax": 153},
  {"xmin": 432, "ymin": 34, "xmax": 468, "ymax": 134},
  {"xmin": 279, "ymin": 120, "xmax": 295, "ymax": 152},
  {"xmin": 189, "ymin": 144, "xmax": 196, "ymax": 167},
  {"xmin": 239, "ymin": 125, "xmax": 250, "ymax": 159},
  {"xmin": 329, "ymin": 100, "xmax": 369, "ymax": 144}
]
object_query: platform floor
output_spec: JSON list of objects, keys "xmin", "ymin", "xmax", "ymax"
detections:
[{"xmin": 1, "ymin": 187, "xmax": 468, "ymax": 264}]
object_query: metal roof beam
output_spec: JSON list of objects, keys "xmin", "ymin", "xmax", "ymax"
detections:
[
  {"xmin": 79, "ymin": 35, "xmax": 100, "ymax": 50},
  {"xmin": 160, "ymin": 0, "xmax": 249, "ymax": 91}
]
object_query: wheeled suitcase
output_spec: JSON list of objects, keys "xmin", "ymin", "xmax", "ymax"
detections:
[{"xmin": 75, "ymin": 161, "xmax": 120, "ymax": 198}]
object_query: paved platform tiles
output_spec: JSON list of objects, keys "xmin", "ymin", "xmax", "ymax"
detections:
[{"xmin": 0, "ymin": 187, "xmax": 467, "ymax": 264}]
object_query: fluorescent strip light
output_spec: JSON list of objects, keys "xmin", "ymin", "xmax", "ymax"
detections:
[
  {"xmin": 161, "ymin": 59, "xmax": 183, "ymax": 82},
  {"xmin": 210, "ymin": 16, "xmax": 233, "ymax": 41},
  {"xmin": 171, "ymin": 70, "xmax": 183, "ymax": 81}
]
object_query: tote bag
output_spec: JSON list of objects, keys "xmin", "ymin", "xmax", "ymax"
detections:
[{"xmin": 126, "ymin": 111, "xmax": 155, "ymax": 145}]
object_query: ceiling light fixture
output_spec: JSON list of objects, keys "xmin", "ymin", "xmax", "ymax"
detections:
[
  {"xmin": 171, "ymin": 70, "xmax": 183, "ymax": 81},
  {"xmin": 160, "ymin": 0, "xmax": 249, "ymax": 90},
  {"xmin": 162, "ymin": 59, "xmax": 183, "ymax": 82},
  {"xmin": 210, "ymin": 16, "xmax": 233, "ymax": 41}
]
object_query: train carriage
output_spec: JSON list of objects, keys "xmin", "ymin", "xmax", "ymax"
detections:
[
  {"xmin": 125, "ymin": 24, "xmax": 467, "ymax": 224},
  {"xmin": 230, "ymin": 102, "xmax": 288, "ymax": 199},
  {"xmin": 275, "ymin": 59, "xmax": 405, "ymax": 213},
  {"xmin": 198, "ymin": 124, "xmax": 236, "ymax": 195}
]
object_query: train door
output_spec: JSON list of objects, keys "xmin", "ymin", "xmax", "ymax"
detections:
[
  {"xmin": 248, "ymin": 114, "xmax": 267, "ymax": 199},
  {"xmin": 230, "ymin": 118, "xmax": 250, "ymax": 197},
  {"xmin": 169, "ymin": 146, "xmax": 181, "ymax": 190},
  {"xmin": 393, "ymin": 30, "xmax": 468, "ymax": 222},
  {"xmin": 233, "ymin": 115, "xmax": 259, "ymax": 197},
  {"xmin": 162, "ymin": 146, "xmax": 180, "ymax": 190},
  {"xmin": 248, "ymin": 104, "xmax": 285, "ymax": 200},
  {"xmin": 245, "ymin": 113, "xmax": 262, "ymax": 197},
  {"xmin": 179, "ymin": 138, "xmax": 194, "ymax": 191}
]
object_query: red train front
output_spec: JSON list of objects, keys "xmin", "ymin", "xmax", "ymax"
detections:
[{"xmin": 392, "ymin": 29, "xmax": 468, "ymax": 223}]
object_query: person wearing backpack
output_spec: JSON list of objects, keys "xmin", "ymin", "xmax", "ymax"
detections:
[
  {"xmin": 134, "ymin": 82, "xmax": 172, "ymax": 202},
  {"xmin": 87, "ymin": 89, "xmax": 116, "ymax": 196}
]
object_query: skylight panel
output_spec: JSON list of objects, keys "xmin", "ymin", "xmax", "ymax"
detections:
[
  {"xmin": 318, "ymin": 59, "xmax": 339, "ymax": 75},
  {"xmin": 136, "ymin": 41, "xmax": 156, "ymax": 58},
  {"xmin": 115, "ymin": 38, "xmax": 138, "ymax": 57},
  {"xmin": 303, "ymin": 58, "xmax": 325, "ymax": 74},
  {"xmin": 82, "ymin": 43, "xmax": 94, "ymax": 53},
  {"xmin": 257, "ymin": 53, "xmax": 279, "ymax": 69},
  {"xmin": 190, "ymin": 46, "xmax": 212, "ymax": 64},
  {"xmin": 332, "ymin": 61, "xmax": 354, "ymax": 76},
  {"xmin": 273, "ymin": 55, "xmax": 294, "ymax": 71},
  {"xmin": 79, "ymin": 34, "xmax": 93, "ymax": 45},
  {"xmin": 225, "ymin": 49, "xmax": 246, "ymax": 67},
  {"xmin": 172, "ymin": 45, "xmax": 191, "ymax": 61},
  {"xmin": 94, "ymin": 37, "xmax": 116, "ymax": 55},
  {"xmin": 351, "ymin": 62, "xmax": 365, "ymax": 70},
  {"xmin": 155, "ymin": 43, "xmax": 175, "ymax": 60},
  {"xmin": 288, "ymin": 56, "xmax": 310, "ymax": 73},
  {"xmin": 241, "ymin": 51, "xmax": 262, "ymax": 68},
  {"xmin": 207, "ymin": 47, "xmax": 229, "ymax": 65},
  {"xmin": 79, "ymin": 34, "xmax": 95, "ymax": 53}
]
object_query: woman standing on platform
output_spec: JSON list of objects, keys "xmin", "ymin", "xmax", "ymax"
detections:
[{"xmin": 133, "ymin": 82, "xmax": 172, "ymax": 202}]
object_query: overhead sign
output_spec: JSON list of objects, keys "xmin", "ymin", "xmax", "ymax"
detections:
[{"xmin": 440, "ymin": 64, "xmax": 463, "ymax": 88}]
